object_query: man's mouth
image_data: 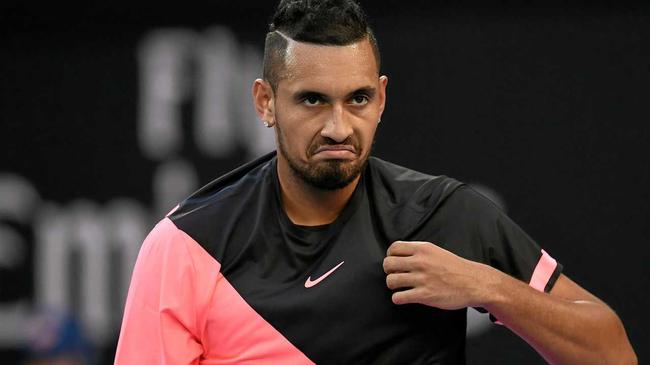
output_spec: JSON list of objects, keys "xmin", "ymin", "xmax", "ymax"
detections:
[{"xmin": 312, "ymin": 145, "xmax": 357, "ymax": 160}]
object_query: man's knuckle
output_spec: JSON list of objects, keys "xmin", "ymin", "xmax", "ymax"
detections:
[
  {"xmin": 412, "ymin": 257, "xmax": 426, "ymax": 270},
  {"xmin": 414, "ymin": 273, "xmax": 426, "ymax": 285}
]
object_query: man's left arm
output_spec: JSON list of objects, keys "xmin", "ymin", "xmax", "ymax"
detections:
[{"xmin": 383, "ymin": 241, "xmax": 637, "ymax": 365}]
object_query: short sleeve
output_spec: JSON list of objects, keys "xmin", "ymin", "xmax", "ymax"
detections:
[
  {"xmin": 114, "ymin": 218, "xmax": 207, "ymax": 364},
  {"xmin": 435, "ymin": 186, "xmax": 563, "ymax": 293}
]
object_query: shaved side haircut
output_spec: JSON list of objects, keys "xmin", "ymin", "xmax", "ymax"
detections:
[{"xmin": 263, "ymin": 0, "xmax": 381, "ymax": 91}]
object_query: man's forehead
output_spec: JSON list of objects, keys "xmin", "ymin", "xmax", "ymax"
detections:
[
  {"xmin": 286, "ymin": 37, "xmax": 375, "ymax": 68},
  {"xmin": 278, "ymin": 36, "xmax": 379, "ymax": 93}
]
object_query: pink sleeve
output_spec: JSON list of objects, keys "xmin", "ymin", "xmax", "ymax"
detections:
[{"xmin": 115, "ymin": 218, "xmax": 217, "ymax": 365}]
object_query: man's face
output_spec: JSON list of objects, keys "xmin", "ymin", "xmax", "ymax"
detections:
[{"xmin": 270, "ymin": 37, "xmax": 387, "ymax": 190}]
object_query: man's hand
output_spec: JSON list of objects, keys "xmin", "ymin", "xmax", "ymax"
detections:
[
  {"xmin": 383, "ymin": 240, "xmax": 497, "ymax": 309},
  {"xmin": 382, "ymin": 240, "xmax": 637, "ymax": 365}
]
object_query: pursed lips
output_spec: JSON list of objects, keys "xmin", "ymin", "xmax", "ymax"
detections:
[{"xmin": 312, "ymin": 145, "xmax": 357, "ymax": 159}]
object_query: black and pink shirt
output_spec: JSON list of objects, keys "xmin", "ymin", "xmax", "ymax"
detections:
[{"xmin": 115, "ymin": 152, "xmax": 561, "ymax": 364}]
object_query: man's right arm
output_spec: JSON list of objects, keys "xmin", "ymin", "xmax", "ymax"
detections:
[{"xmin": 114, "ymin": 218, "xmax": 209, "ymax": 364}]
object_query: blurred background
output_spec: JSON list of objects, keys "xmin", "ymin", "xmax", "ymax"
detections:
[{"xmin": 1, "ymin": 1, "xmax": 648, "ymax": 363}]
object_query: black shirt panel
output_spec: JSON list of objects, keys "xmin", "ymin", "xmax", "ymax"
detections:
[{"xmin": 170, "ymin": 152, "xmax": 561, "ymax": 364}]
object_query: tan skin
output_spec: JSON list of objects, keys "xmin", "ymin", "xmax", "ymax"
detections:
[
  {"xmin": 253, "ymin": 36, "xmax": 387, "ymax": 226},
  {"xmin": 253, "ymin": 37, "xmax": 637, "ymax": 364}
]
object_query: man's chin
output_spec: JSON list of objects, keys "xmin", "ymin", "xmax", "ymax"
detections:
[
  {"xmin": 301, "ymin": 160, "xmax": 363, "ymax": 190},
  {"xmin": 306, "ymin": 175, "xmax": 358, "ymax": 191}
]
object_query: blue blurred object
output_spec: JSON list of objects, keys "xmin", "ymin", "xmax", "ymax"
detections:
[{"xmin": 24, "ymin": 309, "xmax": 92, "ymax": 365}]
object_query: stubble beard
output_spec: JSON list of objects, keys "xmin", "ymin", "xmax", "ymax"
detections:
[{"xmin": 275, "ymin": 120, "xmax": 368, "ymax": 191}]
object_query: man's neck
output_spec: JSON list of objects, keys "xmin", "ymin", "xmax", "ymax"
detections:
[{"xmin": 277, "ymin": 157, "xmax": 359, "ymax": 227}]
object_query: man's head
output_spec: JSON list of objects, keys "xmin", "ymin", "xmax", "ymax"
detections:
[
  {"xmin": 253, "ymin": 0, "xmax": 388, "ymax": 191},
  {"xmin": 262, "ymin": 0, "xmax": 381, "ymax": 92}
]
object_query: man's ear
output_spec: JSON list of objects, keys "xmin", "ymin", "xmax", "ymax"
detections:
[
  {"xmin": 252, "ymin": 79, "xmax": 275, "ymax": 127},
  {"xmin": 378, "ymin": 75, "xmax": 389, "ymax": 116}
]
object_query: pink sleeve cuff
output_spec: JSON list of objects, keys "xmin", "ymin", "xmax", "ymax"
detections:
[{"xmin": 529, "ymin": 249, "xmax": 558, "ymax": 292}]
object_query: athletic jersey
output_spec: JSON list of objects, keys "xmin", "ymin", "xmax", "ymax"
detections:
[{"xmin": 115, "ymin": 151, "xmax": 562, "ymax": 364}]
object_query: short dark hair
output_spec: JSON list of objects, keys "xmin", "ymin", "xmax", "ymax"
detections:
[{"xmin": 263, "ymin": 0, "xmax": 381, "ymax": 91}]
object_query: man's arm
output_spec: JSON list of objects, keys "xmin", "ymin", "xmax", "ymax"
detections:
[
  {"xmin": 383, "ymin": 241, "xmax": 637, "ymax": 365},
  {"xmin": 115, "ymin": 218, "xmax": 210, "ymax": 364}
]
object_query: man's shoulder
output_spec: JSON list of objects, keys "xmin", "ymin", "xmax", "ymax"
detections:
[
  {"xmin": 170, "ymin": 152, "xmax": 276, "ymax": 218},
  {"xmin": 366, "ymin": 156, "xmax": 463, "ymax": 203},
  {"xmin": 366, "ymin": 157, "xmax": 498, "ymax": 209},
  {"xmin": 367, "ymin": 156, "xmax": 437, "ymax": 181},
  {"xmin": 158, "ymin": 152, "xmax": 277, "ymax": 258},
  {"xmin": 365, "ymin": 157, "xmax": 466, "ymax": 239},
  {"xmin": 365, "ymin": 157, "xmax": 509, "ymax": 241}
]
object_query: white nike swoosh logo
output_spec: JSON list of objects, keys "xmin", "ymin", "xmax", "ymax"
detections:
[{"xmin": 304, "ymin": 261, "xmax": 345, "ymax": 288}]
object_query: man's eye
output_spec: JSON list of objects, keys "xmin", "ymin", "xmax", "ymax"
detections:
[
  {"xmin": 303, "ymin": 95, "xmax": 322, "ymax": 106},
  {"xmin": 351, "ymin": 95, "xmax": 369, "ymax": 105}
]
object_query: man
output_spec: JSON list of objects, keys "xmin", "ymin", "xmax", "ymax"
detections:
[{"xmin": 115, "ymin": 0, "xmax": 636, "ymax": 363}]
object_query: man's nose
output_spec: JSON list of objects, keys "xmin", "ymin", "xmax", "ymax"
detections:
[{"xmin": 320, "ymin": 104, "xmax": 353, "ymax": 143}]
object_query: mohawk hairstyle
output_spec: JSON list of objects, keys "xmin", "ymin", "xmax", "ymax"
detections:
[{"xmin": 263, "ymin": 0, "xmax": 381, "ymax": 91}]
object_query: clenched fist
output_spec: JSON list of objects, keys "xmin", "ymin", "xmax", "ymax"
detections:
[{"xmin": 383, "ymin": 241, "xmax": 500, "ymax": 310}]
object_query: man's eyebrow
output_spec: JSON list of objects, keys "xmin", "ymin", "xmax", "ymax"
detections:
[
  {"xmin": 292, "ymin": 86, "xmax": 377, "ymax": 101},
  {"xmin": 293, "ymin": 90, "xmax": 328, "ymax": 101},
  {"xmin": 347, "ymin": 86, "xmax": 376, "ymax": 99}
]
